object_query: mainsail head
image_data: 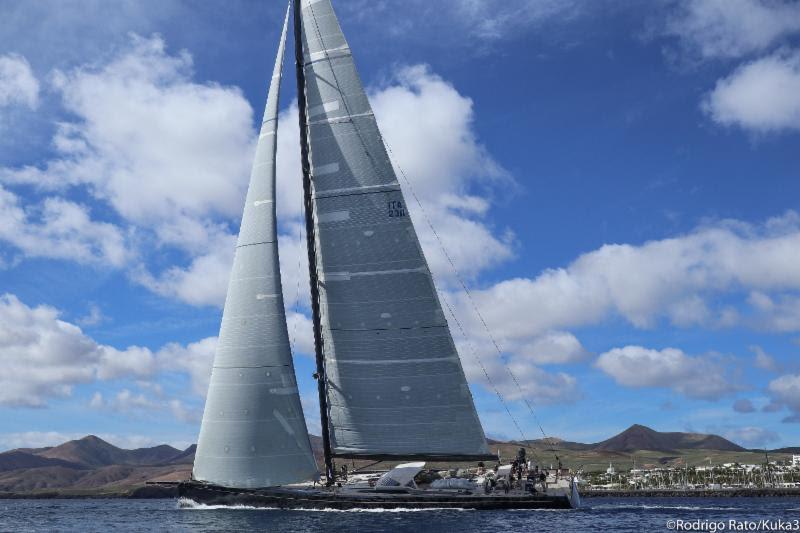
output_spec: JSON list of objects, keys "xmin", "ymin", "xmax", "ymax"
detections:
[
  {"xmin": 193, "ymin": 6, "xmax": 319, "ymax": 488},
  {"xmin": 296, "ymin": 0, "xmax": 492, "ymax": 461}
]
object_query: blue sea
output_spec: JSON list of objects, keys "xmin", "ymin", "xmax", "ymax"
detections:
[{"xmin": 1, "ymin": 497, "xmax": 799, "ymax": 532}]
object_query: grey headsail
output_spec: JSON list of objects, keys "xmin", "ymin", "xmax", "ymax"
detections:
[
  {"xmin": 193, "ymin": 6, "xmax": 319, "ymax": 488},
  {"xmin": 296, "ymin": 0, "xmax": 492, "ymax": 461}
]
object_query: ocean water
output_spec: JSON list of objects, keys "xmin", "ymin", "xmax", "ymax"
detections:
[{"xmin": 0, "ymin": 497, "xmax": 798, "ymax": 532}]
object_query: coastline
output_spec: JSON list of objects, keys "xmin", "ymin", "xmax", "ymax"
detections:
[{"xmin": 3, "ymin": 486, "xmax": 800, "ymax": 500}]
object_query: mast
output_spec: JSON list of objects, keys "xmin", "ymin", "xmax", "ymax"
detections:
[{"xmin": 293, "ymin": 0, "xmax": 336, "ymax": 485}]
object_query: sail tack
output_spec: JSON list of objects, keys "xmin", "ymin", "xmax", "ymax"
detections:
[
  {"xmin": 193, "ymin": 7, "xmax": 319, "ymax": 488},
  {"xmin": 297, "ymin": 0, "xmax": 492, "ymax": 460}
]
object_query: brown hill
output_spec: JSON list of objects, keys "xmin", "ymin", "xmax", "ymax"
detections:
[
  {"xmin": 0, "ymin": 451, "xmax": 84, "ymax": 472},
  {"xmin": 592, "ymin": 424, "xmax": 745, "ymax": 453},
  {"xmin": 34, "ymin": 436, "xmax": 181, "ymax": 467}
]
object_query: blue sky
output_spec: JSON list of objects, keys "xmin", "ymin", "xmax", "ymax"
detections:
[{"xmin": 1, "ymin": 0, "xmax": 799, "ymax": 452}]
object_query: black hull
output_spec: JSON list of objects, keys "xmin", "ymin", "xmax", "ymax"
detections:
[{"xmin": 178, "ymin": 481, "xmax": 576, "ymax": 511}]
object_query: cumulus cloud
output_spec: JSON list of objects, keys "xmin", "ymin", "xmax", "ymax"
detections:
[
  {"xmin": 3, "ymin": 35, "xmax": 254, "ymax": 226},
  {"xmin": 0, "ymin": 293, "xmax": 214, "ymax": 411},
  {"xmin": 153, "ymin": 336, "xmax": 217, "ymax": 397},
  {"xmin": 663, "ymin": 0, "xmax": 800, "ymax": 60},
  {"xmin": 454, "ymin": 211, "xmax": 800, "ymax": 340},
  {"xmin": 0, "ymin": 185, "xmax": 129, "ymax": 267},
  {"xmin": 733, "ymin": 398, "xmax": 756, "ymax": 413},
  {"xmin": 596, "ymin": 346, "xmax": 739, "ymax": 400},
  {"xmin": 339, "ymin": 0, "xmax": 580, "ymax": 45},
  {"xmin": 0, "ymin": 54, "xmax": 39, "ymax": 109},
  {"xmin": 703, "ymin": 49, "xmax": 800, "ymax": 133},
  {"xmin": 719, "ymin": 425, "xmax": 779, "ymax": 448},
  {"xmin": 511, "ymin": 331, "xmax": 590, "ymax": 365},
  {"xmin": 767, "ymin": 373, "xmax": 800, "ymax": 422},
  {"xmin": 750, "ymin": 345, "xmax": 780, "ymax": 372},
  {"xmin": 0, "ymin": 34, "xmax": 255, "ymax": 306},
  {"xmin": 454, "ymin": 335, "xmax": 581, "ymax": 405},
  {"xmin": 90, "ymin": 389, "xmax": 202, "ymax": 423},
  {"xmin": 0, "ymin": 293, "xmax": 115, "ymax": 407}
]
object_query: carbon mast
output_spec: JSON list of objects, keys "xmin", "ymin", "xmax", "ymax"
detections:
[{"xmin": 293, "ymin": 0, "xmax": 336, "ymax": 485}]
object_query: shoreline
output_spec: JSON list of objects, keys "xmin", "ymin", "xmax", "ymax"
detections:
[{"xmin": 3, "ymin": 486, "xmax": 800, "ymax": 500}]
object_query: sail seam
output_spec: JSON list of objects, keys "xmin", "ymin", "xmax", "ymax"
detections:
[
  {"xmin": 312, "ymin": 184, "xmax": 400, "ymax": 199},
  {"xmin": 236, "ymin": 240, "xmax": 277, "ymax": 249},
  {"xmin": 212, "ymin": 364, "xmax": 292, "ymax": 369},
  {"xmin": 307, "ymin": 111, "xmax": 374, "ymax": 125},
  {"xmin": 330, "ymin": 358, "xmax": 459, "ymax": 364}
]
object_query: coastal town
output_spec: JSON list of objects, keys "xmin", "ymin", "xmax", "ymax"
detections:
[{"xmin": 581, "ymin": 455, "xmax": 800, "ymax": 491}]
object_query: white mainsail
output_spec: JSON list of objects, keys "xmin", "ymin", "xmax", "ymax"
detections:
[
  {"xmin": 193, "ymin": 6, "xmax": 319, "ymax": 488},
  {"xmin": 297, "ymin": 0, "xmax": 491, "ymax": 460}
]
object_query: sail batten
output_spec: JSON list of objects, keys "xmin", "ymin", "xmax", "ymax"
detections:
[
  {"xmin": 299, "ymin": 0, "xmax": 491, "ymax": 460},
  {"xmin": 192, "ymin": 5, "xmax": 319, "ymax": 489}
]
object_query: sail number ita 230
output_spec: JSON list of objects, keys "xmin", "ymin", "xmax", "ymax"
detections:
[{"xmin": 387, "ymin": 200, "xmax": 407, "ymax": 218}]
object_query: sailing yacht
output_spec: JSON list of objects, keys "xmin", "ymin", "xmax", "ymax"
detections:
[{"xmin": 178, "ymin": 0, "xmax": 580, "ymax": 510}]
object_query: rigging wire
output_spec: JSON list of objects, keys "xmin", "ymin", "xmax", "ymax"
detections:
[
  {"xmin": 287, "ymin": 196, "xmax": 307, "ymax": 358},
  {"xmin": 439, "ymin": 291, "xmax": 542, "ymax": 464},
  {"xmin": 382, "ymin": 139, "xmax": 561, "ymax": 460}
]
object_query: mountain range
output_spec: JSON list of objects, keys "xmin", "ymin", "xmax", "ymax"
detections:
[{"xmin": 0, "ymin": 425, "xmax": 793, "ymax": 496}]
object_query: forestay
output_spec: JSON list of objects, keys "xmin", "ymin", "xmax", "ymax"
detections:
[
  {"xmin": 297, "ymin": 0, "xmax": 492, "ymax": 460},
  {"xmin": 193, "ymin": 7, "xmax": 319, "ymax": 488}
]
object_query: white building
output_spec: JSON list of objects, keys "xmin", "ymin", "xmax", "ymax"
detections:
[{"xmin": 792, "ymin": 455, "xmax": 800, "ymax": 467}]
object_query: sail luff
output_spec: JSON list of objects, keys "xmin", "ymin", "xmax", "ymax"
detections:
[
  {"xmin": 297, "ymin": 0, "xmax": 492, "ymax": 460},
  {"xmin": 292, "ymin": 0, "xmax": 336, "ymax": 485},
  {"xmin": 192, "ymin": 5, "xmax": 319, "ymax": 489}
]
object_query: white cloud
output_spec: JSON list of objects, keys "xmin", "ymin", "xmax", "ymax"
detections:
[
  {"xmin": 750, "ymin": 345, "xmax": 779, "ymax": 372},
  {"xmin": 512, "ymin": 331, "xmax": 590, "ymax": 365},
  {"xmin": 90, "ymin": 389, "xmax": 202, "ymax": 423},
  {"xmin": 454, "ymin": 336, "xmax": 581, "ymax": 405},
  {"xmin": 703, "ymin": 49, "xmax": 800, "ymax": 133},
  {"xmin": 719, "ymin": 425, "xmax": 779, "ymax": 448},
  {"xmin": 286, "ymin": 311, "xmax": 315, "ymax": 357},
  {"xmin": 134, "ymin": 233, "xmax": 236, "ymax": 308},
  {"xmin": 733, "ymin": 398, "xmax": 757, "ymax": 413},
  {"xmin": 0, "ymin": 292, "xmax": 215, "ymax": 410},
  {"xmin": 663, "ymin": 0, "xmax": 800, "ymax": 60},
  {"xmin": 154, "ymin": 336, "xmax": 217, "ymax": 397},
  {"xmin": 767, "ymin": 373, "xmax": 800, "ymax": 422},
  {"xmin": 455, "ymin": 212, "xmax": 800, "ymax": 340},
  {"xmin": 453, "ymin": 0, "xmax": 579, "ymax": 40},
  {"xmin": 596, "ymin": 346, "xmax": 738, "ymax": 400},
  {"xmin": 0, "ymin": 34, "xmax": 255, "ymax": 306},
  {"xmin": 3, "ymin": 35, "xmax": 255, "ymax": 227},
  {"xmin": 0, "ymin": 293, "xmax": 107, "ymax": 407},
  {"xmin": 0, "ymin": 185, "xmax": 129, "ymax": 267},
  {"xmin": 339, "ymin": 0, "xmax": 580, "ymax": 44},
  {"xmin": 76, "ymin": 303, "xmax": 106, "ymax": 327},
  {"xmin": 747, "ymin": 291, "xmax": 800, "ymax": 332},
  {"xmin": 0, "ymin": 54, "xmax": 39, "ymax": 109}
]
